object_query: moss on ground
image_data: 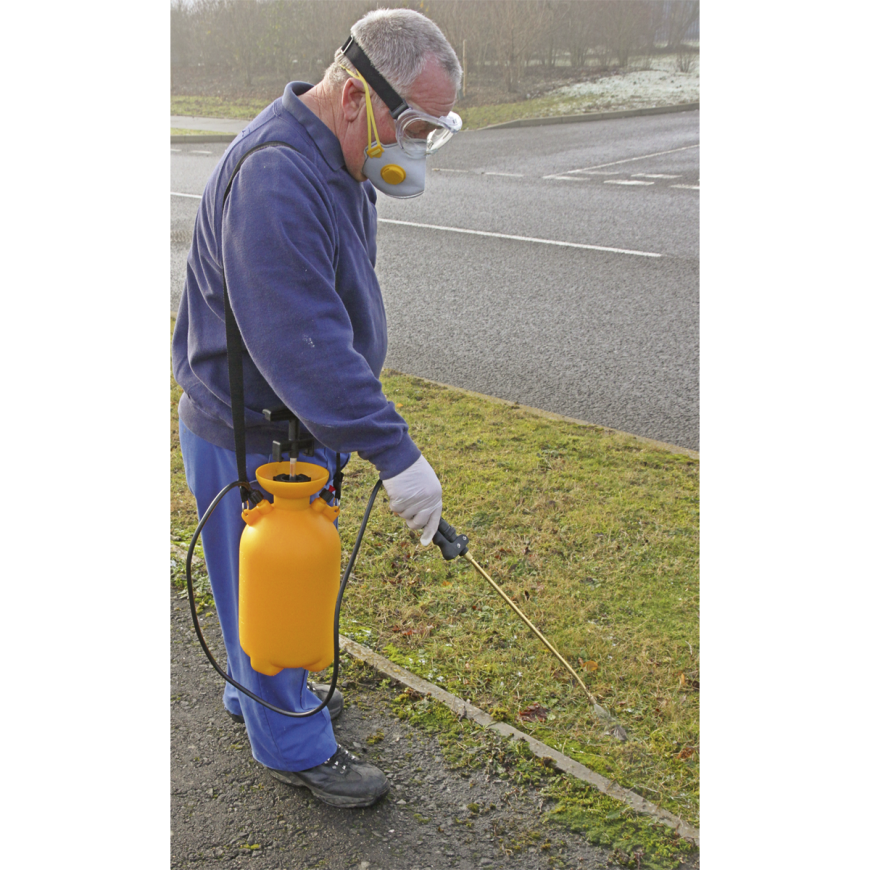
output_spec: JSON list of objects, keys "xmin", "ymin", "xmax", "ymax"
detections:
[{"xmin": 387, "ymin": 671, "xmax": 696, "ymax": 869}]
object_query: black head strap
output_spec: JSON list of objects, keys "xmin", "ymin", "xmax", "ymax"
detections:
[{"xmin": 340, "ymin": 35, "xmax": 408, "ymax": 119}]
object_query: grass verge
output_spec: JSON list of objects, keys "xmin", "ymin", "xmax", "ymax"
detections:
[
  {"xmin": 454, "ymin": 91, "xmax": 660, "ymax": 129},
  {"xmin": 170, "ymin": 72, "xmax": 696, "ymax": 135},
  {"xmin": 171, "ymin": 127, "xmax": 223, "ymax": 137},
  {"xmin": 169, "ymin": 318, "xmax": 699, "ymax": 867},
  {"xmin": 170, "ymin": 95, "xmax": 272, "ymax": 121},
  {"xmin": 169, "ymin": 92, "xmax": 624, "ymax": 132}
]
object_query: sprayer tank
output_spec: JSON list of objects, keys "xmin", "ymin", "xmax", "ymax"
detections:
[{"xmin": 238, "ymin": 461, "xmax": 340, "ymax": 675}]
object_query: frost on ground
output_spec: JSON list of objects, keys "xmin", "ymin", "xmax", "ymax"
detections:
[{"xmin": 548, "ymin": 54, "xmax": 699, "ymax": 115}]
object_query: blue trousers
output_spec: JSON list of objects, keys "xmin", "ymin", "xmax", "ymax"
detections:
[{"xmin": 179, "ymin": 418, "xmax": 343, "ymax": 771}]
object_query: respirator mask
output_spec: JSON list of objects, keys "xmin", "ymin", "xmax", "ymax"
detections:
[{"xmin": 339, "ymin": 35, "xmax": 462, "ymax": 199}]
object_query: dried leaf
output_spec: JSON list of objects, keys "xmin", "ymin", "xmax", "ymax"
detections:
[
  {"xmin": 518, "ymin": 702, "xmax": 549, "ymax": 722},
  {"xmin": 677, "ymin": 746, "xmax": 696, "ymax": 760},
  {"xmin": 583, "ymin": 660, "xmax": 599, "ymax": 673}
]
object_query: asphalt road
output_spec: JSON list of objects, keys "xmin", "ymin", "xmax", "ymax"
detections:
[{"xmin": 170, "ymin": 110, "xmax": 699, "ymax": 450}]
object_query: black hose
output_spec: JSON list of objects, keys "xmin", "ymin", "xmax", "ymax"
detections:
[{"xmin": 185, "ymin": 477, "xmax": 383, "ymax": 718}]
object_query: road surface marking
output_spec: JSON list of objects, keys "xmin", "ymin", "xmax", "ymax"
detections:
[
  {"xmin": 670, "ymin": 184, "xmax": 700, "ymax": 190},
  {"xmin": 483, "ymin": 171, "xmax": 525, "ymax": 177},
  {"xmin": 632, "ymin": 173, "xmax": 681, "ymax": 179},
  {"xmin": 605, "ymin": 179, "xmax": 655, "ymax": 186},
  {"xmin": 190, "ymin": 150, "xmax": 213, "ymax": 155},
  {"xmin": 543, "ymin": 175, "xmax": 590, "ymax": 180},
  {"xmin": 378, "ymin": 219, "xmax": 661, "ymax": 258},
  {"xmin": 565, "ymin": 143, "xmax": 700, "ymax": 173},
  {"xmin": 169, "ymin": 194, "xmax": 663, "ymax": 258}
]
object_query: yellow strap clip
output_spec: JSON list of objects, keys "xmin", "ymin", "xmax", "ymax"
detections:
[{"xmin": 339, "ymin": 63, "xmax": 384, "ymax": 159}]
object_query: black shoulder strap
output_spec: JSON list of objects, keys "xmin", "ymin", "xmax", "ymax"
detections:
[{"xmin": 221, "ymin": 141, "xmax": 299, "ymax": 501}]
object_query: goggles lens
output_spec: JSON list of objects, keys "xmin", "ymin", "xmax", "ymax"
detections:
[{"xmin": 396, "ymin": 109, "xmax": 462, "ymax": 156}]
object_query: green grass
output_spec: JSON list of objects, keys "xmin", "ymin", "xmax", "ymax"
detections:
[
  {"xmin": 170, "ymin": 319, "xmax": 198, "ymax": 535},
  {"xmin": 459, "ymin": 92, "xmax": 614, "ymax": 129},
  {"xmin": 168, "ymin": 92, "xmax": 602, "ymax": 133},
  {"xmin": 171, "ymin": 127, "xmax": 223, "ymax": 137},
  {"xmin": 332, "ymin": 373, "xmax": 700, "ymax": 827},
  {"xmin": 171, "ymin": 95, "xmax": 271, "ymax": 121},
  {"xmin": 169, "ymin": 318, "xmax": 699, "ymax": 866},
  {"xmin": 170, "ymin": 87, "xmax": 690, "ymax": 135}
]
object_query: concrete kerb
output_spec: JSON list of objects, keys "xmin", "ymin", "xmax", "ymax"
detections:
[
  {"xmin": 170, "ymin": 102, "xmax": 700, "ymax": 145},
  {"xmin": 340, "ymin": 634, "xmax": 700, "ymax": 847},
  {"xmin": 169, "ymin": 311, "xmax": 701, "ymax": 462},
  {"xmin": 173, "ymin": 541, "xmax": 699, "ymax": 846},
  {"xmin": 389, "ymin": 371, "xmax": 699, "ymax": 459}
]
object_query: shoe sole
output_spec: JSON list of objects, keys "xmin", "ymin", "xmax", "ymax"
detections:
[{"xmin": 268, "ymin": 769, "xmax": 389, "ymax": 808}]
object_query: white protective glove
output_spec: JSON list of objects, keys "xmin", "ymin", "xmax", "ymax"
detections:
[{"xmin": 381, "ymin": 455, "xmax": 443, "ymax": 546}]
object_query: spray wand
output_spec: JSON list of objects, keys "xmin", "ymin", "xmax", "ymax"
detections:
[{"xmin": 432, "ymin": 517, "xmax": 627, "ymax": 739}]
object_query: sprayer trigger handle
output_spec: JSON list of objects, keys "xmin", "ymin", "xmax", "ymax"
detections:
[{"xmin": 433, "ymin": 517, "xmax": 469, "ymax": 561}]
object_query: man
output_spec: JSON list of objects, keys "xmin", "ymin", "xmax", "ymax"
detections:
[{"xmin": 172, "ymin": 8, "xmax": 462, "ymax": 809}]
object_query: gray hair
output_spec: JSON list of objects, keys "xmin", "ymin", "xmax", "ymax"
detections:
[{"xmin": 326, "ymin": 8, "xmax": 462, "ymax": 103}]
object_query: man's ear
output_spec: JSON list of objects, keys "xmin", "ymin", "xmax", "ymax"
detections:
[{"xmin": 340, "ymin": 77, "xmax": 366, "ymax": 122}]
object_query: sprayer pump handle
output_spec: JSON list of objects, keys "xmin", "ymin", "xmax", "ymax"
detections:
[{"xmin": 432, "ymin": 517, "xmax": 469, "ymax": 561}]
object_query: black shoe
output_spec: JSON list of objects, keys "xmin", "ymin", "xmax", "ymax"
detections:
[
  {"xmin": 227, "ymin": 682, "xmax": 343, "ymax": 724},
  {"xmin": 268, "ymin": 745, "xmax": 389, "ymax": 808}
]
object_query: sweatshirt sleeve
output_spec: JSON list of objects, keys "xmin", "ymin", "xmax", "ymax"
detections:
[{"xmin": 221, "ymin": 145, "xmax": 421, "ymax": 480}]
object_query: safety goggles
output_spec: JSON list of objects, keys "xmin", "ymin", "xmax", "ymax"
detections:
[
  {"xmin": 394, "ymin": 106, "xmax": 462, "ymax": 157},
  {"xmin": 340, "ymin": 35, "xmax": 461, "ymax": 157}
]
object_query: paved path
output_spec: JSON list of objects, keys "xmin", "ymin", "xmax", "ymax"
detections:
[{"xmin": 171, "ymin": 584, "xmax": 700, "ymax": 869}]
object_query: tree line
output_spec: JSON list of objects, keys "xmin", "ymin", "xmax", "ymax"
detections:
[{"xmin": 171, "ymin": 0, "xmax": 699, "ymax": 96}]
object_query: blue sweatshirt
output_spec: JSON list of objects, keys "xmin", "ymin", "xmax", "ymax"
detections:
[{"xmin": 172, "ymin": 82, "xmax": 421, "ymax": 480}]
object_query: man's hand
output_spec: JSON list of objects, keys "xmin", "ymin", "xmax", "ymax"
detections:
[{"xmin": 381, "ymin": 455, "xmax": 443, "ymax": 546}]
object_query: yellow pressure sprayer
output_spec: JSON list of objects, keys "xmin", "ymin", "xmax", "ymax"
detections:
[
  {"xmin": 186, "ymin": 407, "xmax": 622, "ymax": 733},
  {"xmin": 184, "ymin": 404, "xmax": 385, "ymax": 720},
  {"xmin": 239, "ymin": 461, "xmax": 340, "ymax": 675}
]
